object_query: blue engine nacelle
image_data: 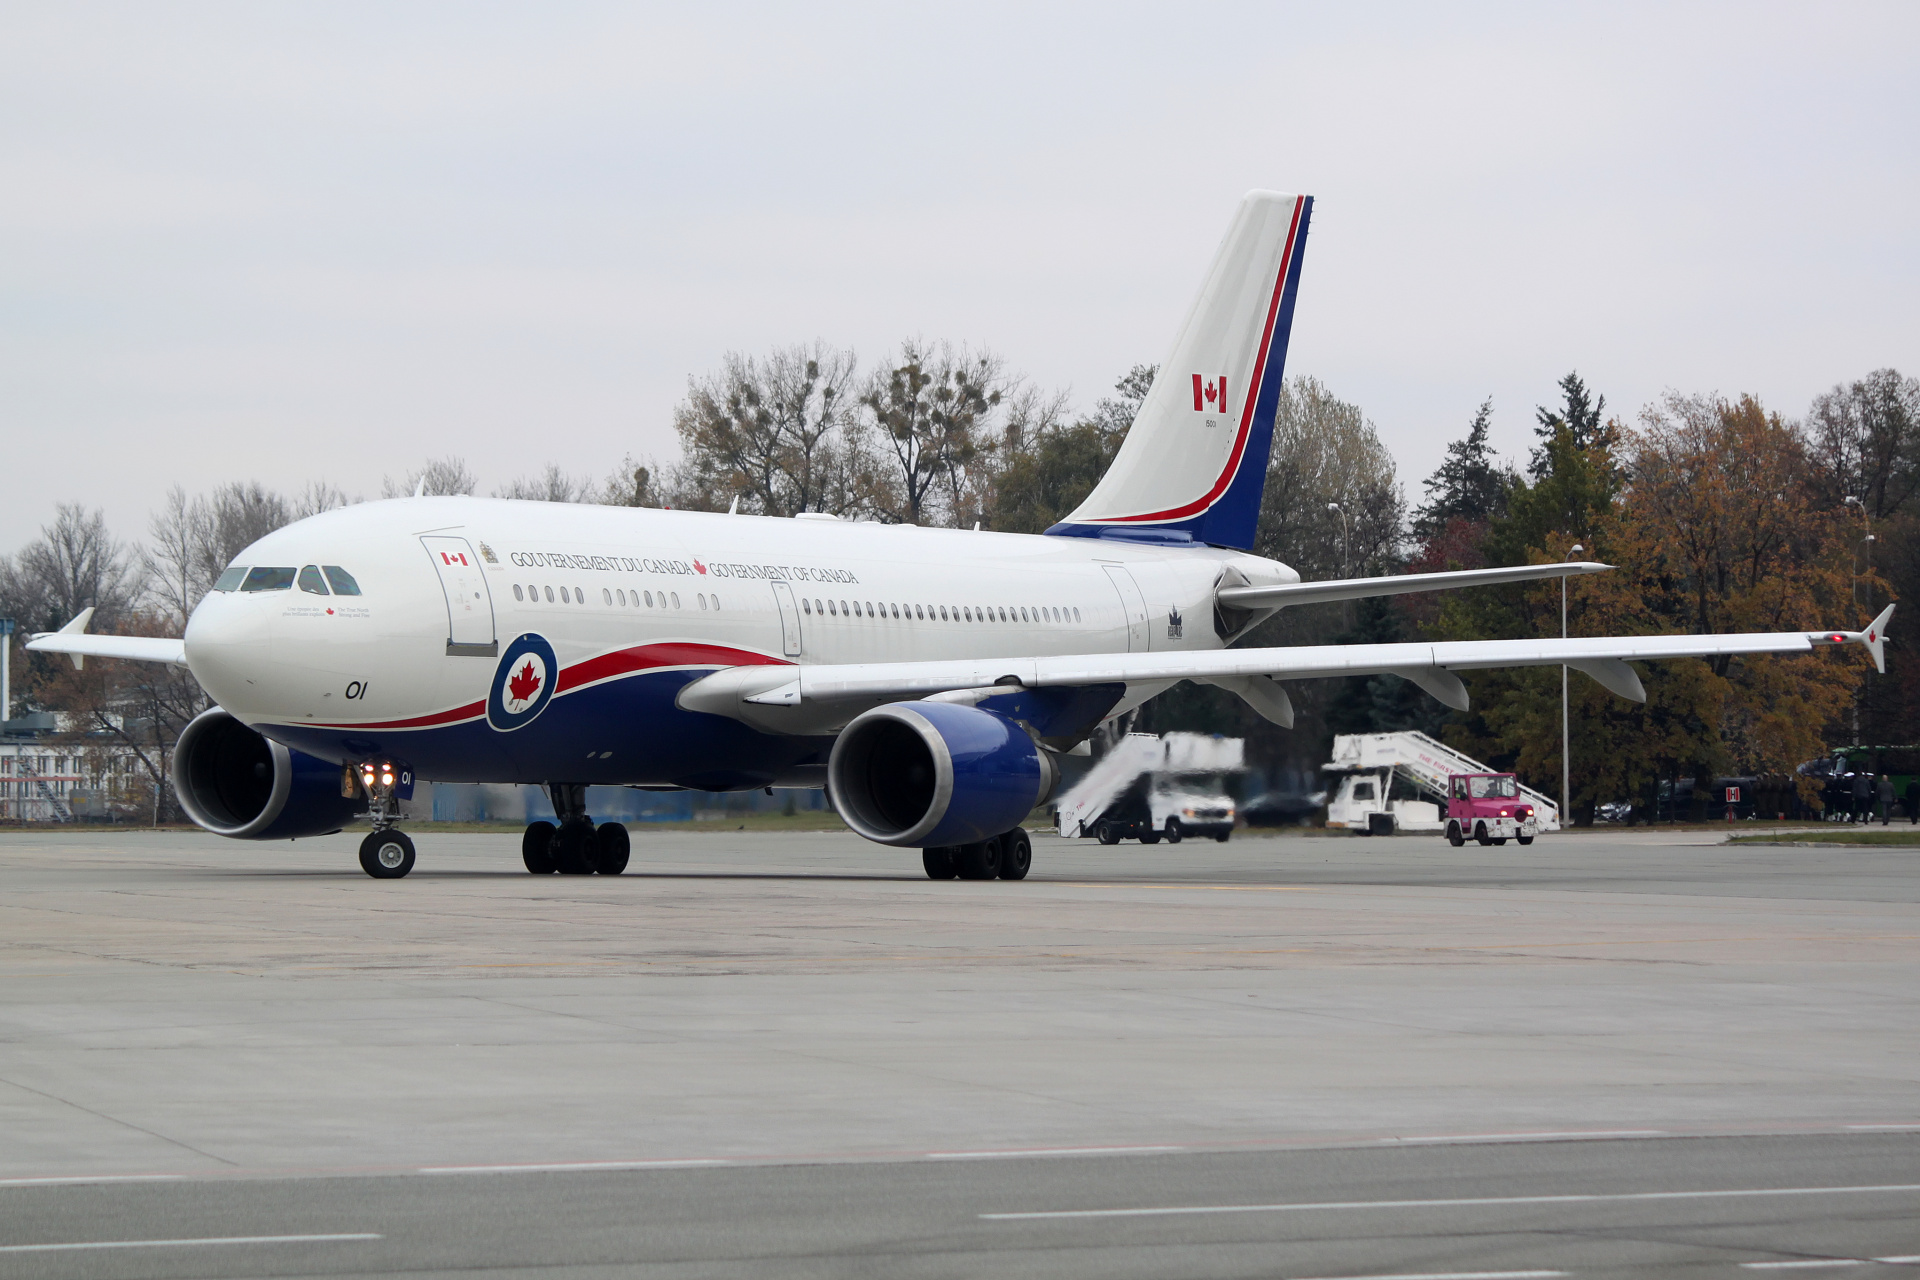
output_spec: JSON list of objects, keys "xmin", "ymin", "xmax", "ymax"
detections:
[
  {"xmin": 827, "ymin": 701, "xmax": 1060, "ymax": 848},
  {"xmin": 172, "ymin": 707, "xmax": 361, "ymax": 839}
]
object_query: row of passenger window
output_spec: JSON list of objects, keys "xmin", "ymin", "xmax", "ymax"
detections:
[
  {"xmin": 213, "ymin": 565, "xmax": 363, "ymax": 596},
  {"xmin": 804, "ymin": 599, "xmax": 1081, "ymax": 625},
  {"xmin": 511, "ymin": 583, "xmax": 722, "ymax": 612}
]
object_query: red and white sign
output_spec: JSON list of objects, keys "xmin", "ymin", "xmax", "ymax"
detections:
[{"xmin": 1191, "ymin": 374, "xmax": 1228, "ymax": 415}]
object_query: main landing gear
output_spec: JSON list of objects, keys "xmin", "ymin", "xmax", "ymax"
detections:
[
  {"xmin": 354, "ymin": 759, "xmax": 415, "ymax": 879},
  {"xmin": 921, "ymin": 827, "xmax": 1032, "ymax": 882},
  {"xmin": 523, "ymin": 783, "xmax": 630, "ymax": 876}
]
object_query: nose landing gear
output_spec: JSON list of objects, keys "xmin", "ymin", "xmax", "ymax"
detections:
[{"xmin": 352, "ymin": 760, "xmax": 415, "ymax": 879}]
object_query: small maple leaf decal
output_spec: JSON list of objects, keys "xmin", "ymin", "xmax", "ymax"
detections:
[
  {"xmin": 507, "ymin": 660, "xmax": 542, "ymax": 705},
  {"xmin": 694, "ymin": 559, "xmax": 707, "ymax": 574}
]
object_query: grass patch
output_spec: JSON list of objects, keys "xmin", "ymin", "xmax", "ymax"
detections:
[{"xmin": 1728, "ymin": 827, "xmax": 1920, "ymax": 847}]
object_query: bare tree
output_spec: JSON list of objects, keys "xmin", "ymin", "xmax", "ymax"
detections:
[
  {"xmin": 5, "ymin": 504, "xmax": 136, "ymax": 630},
  {"xmin": 291, "ymin": 481, "xmax": 355, "ymax": 519},
  {"xmin": 1256, "ymin": 375, "xmax": 1406, "ymax": 583},
  {"xmin": 859, "ymin": 341, "xmax": 1010, "ymax": 526},
  {"xmin": 1805, "ymin": 368, "xmax": 1920, "ymax": 519},
  {"xmin": 494, "ymin": 465, "xmax": 599, "ymax": 503},
  {"xmin": 603, "ymin": 456, "xmax": 665, "ymax": 508},
  {"xmin": 671, "ymin": 344, "xmax": 862, "ymax": 517},
  {"xmin": 383, "ymin": 456, "xmax": 478, "ymax": 498}
]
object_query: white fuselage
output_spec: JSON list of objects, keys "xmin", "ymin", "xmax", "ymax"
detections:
[{"xmin": 183, "ymin": 497, "xmax": 1298, "ymax": 787}]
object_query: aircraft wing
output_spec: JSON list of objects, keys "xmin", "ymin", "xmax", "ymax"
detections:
[
  {"xmin": 24, "ymin": 610, "xmax": 189, "ymax": 668},
  {"xmin": 681, "ymin": 604, "xmax": 1894, "ymax": 730},
  {"xmin": 1217, "ymin": 561, "xmax": 1613, "ymax": 609}
]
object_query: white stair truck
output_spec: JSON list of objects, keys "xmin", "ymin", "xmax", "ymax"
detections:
[
  {"xmin": 1055, "ymin": 732, "xmax": 1244, "ymax": 844},
  {"xmin": 1322, "ymin": 730, "xmax": 1562, "ymax": 835}
]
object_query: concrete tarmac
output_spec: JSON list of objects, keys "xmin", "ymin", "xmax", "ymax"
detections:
[{"xmin": 1, "ymin": 825, "xmax": 1915, "ymax": 1275}]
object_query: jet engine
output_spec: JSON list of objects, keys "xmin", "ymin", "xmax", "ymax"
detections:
[
  {"xmin": 827, "ymin": 701, "xmax": 1059, "ymax": 848},
  {"xmin": 172, "ymin": 707, "xmax": 360, "ymax": 839}
]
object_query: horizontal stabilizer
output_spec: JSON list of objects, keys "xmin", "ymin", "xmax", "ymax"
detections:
[{"xmin": 1217, "ymin": 562, "xmax": 1612, "ymax": 611}]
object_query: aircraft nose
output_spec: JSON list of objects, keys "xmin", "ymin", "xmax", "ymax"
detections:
[{"xmin": 183, "ymin": 594, "xmax": 274, "ymax": 710}]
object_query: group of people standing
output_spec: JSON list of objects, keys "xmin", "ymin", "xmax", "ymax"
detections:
[{"xmin": 1841, "ymin": 771, "xmax": 1919, "ymax": 824}]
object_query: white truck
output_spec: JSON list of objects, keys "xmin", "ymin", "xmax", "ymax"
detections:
[
  {"xmin": 1322, "ymin": 730, "xmax": 1561, "ymax": 836},
  {"xmin": 1055, "ymin": 732, "xmax": 1242, "ymax": 844}
]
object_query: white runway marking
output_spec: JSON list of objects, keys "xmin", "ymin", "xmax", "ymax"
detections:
[
  {"xmin": 0, "ymin": 1174, "xmax": 184, "ymax": 1188},
  {"xmin": 417, "ymin": 1159, "xmax": 728, "ymax": 1174},
  {"xmin": 0, "ymin": 1234, "xmax": 381, "ymax": 1253},
  {"xmin": 1740, "ymin": 1259, "xmax": 1920, "ymax": 1270},
  {"xmin": 1287, "ymin": 1272, "xmax": 1565, "ymax": 1280},
  {"xmin": 927, "ymin": 1146, "xmax": 1183, "ymax": 1159},
  {"xmin": 1386, "ymin": 1130, "xmax": 1665, "ymax": 1144},
  {"xmin": 981, "ymin": 1183, "xmax": 1920, "ymax": 1220}
]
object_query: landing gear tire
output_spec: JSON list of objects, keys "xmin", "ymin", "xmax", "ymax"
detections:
[
  {"xmin": 923, "ymin": 847, "xmax": 958, "ymax": 880},
  {"xmin": 1492, "ymin": 837, "xmax": 1508, "ymax": 845},
  {"xmin": 522, "ymin": 821, "xmax": 557, "ymax": 874},
  {"xmin": 552, "ymin": 822, "xmax": 598, "ymax": 875},
  {"xmin": 1474, "ymin": 822, "xmax": 1493, "ymax": 847},
  {"xmin": 1140, "ymin": 831, "xmax": 1161, "ymax": 845},
  {"xmin": 1516, "ymin": 833, "xmax": 1534, "ymax": 845},
  {"xmin": 1096, "ymin": 822, "xmax": 1120, "ymax": 846},
  {"xmin": 1447, "ymin": 821, "xmax": 1465, "ymax": 848},
  {"xmin": 998, "ymin": 829, "xmax": 1032, "ymax": 881},
  {"xmin": 359, "ymin": 829, "xmax": 415, "ymax": 879},
  {"xmin": 955, "ymin": 836, "xmax": 1002, "ymax": 880},
  {"xmin": 595, "ymin": 822, "xmax": 630, "ymax": 875},
  {"xmin": 1215, "ymin": 830, "xmax": 1230, "ymax": 843},
  {"xmin": 1164, "ymin": 818, "xmax": 1184, "ymax": 845}
]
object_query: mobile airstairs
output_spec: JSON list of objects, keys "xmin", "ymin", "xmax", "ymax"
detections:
[
  {"xmin": 1055, "ymin": 732, "xmax": 1245, "ymax": 842},
  {"xmin": 1323, "ymin": 730, "xmax": 1562, "ymax": 835}
]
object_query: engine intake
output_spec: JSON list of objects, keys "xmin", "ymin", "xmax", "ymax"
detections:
[
  {"xmin": 172, "ymin": 707, "xmax": 360, "ymax": 839},
  {"xmin": 828, "ymin": 701, "xmax": 1058, "ymax": 848}
]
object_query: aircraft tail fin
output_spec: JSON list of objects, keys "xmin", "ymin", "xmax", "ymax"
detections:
[{"xmin": 1048, "ymin": 190, "xmax": 1312, "ymax": 551}]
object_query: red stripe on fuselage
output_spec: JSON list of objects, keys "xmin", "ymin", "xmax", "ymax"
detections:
[
  {"xmin": 555, "ymin": 642, "xmax": 789, "ymax": 694},
  {"xmin": 1102, "ymin": 195, "xmax": 1305, "ymax": 524},
  {"xmin": 309, "ymin": 643, "xmax": 789, "ymax": 730}
]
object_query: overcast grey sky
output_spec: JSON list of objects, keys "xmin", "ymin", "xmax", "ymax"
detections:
[{"xmin": 3, "ymin": 2, "xmax": 1915, "ymax": 553}]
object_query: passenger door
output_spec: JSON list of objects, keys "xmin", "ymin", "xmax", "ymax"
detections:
[
  {"xmin": 770, "ymin": 581, "xmax": 803, "ymax": 657},
  {"xmin": 421, "ymin": 536, "xmax": 497, "ymax": 656},
  {"xmin": 1102, "ymin": 564, "xmax": 1151, "ymax": 652}
]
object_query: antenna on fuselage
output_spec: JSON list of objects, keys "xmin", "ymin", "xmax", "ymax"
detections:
[
  {"xmin": 728, "ymin": 496, "xmax": 739, "ymax": 515},
  {"xmin": 413, "ymin": 477, "xmax": 426, "ymax": 498}
]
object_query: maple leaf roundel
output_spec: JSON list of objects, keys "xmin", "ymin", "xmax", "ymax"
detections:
[{"xmin": 487, "ymin": 632, "xmax": 560, "ymax": 732}]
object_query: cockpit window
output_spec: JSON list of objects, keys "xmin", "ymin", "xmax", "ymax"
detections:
[
  {"xmin": 297, "ymin": 565, "xmax": 330, "ymax": 595},
  {"xmin": 213, "ymin": 566, "xmax": 247, "ymax": 592},
  {"xmin": 322, "ymin": 566, "xmax": 362, "ymax": 596},
  {"xmin": 241, "ymin": 567, "xmax": 296, "ymax": 592}
]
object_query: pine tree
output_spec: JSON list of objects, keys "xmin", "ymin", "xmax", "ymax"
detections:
[{"xmin": 1413, "ymin": 398, "xmax": 1511, "ymax": 540}]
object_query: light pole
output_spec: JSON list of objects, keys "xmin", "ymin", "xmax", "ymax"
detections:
[
  {"xmin": 1843, "ymin": 495, "xmax": 1875, "ymax": 609},
  {"xmin": 1843, "ymin": 496, "xmax": 1876, "ymax": 746},
  {"xmin": 1562, "ymin": 543, "xmax": 1584, "ymax": 829}
]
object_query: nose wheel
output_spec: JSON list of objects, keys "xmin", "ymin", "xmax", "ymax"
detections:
[
  {"xmin": 359, "ymin": 829, "xmax": 415, "ymax": 879},
  {"xmin": 352, "ymin": 759, "xmax": 415, "ymax": 879}
]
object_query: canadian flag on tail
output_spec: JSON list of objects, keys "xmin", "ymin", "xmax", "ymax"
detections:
[{"xmin": 1191, "ymin": 374, "xmax": 1228, "ymax": 415}]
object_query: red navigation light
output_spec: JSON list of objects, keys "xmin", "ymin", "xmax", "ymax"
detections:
[{"xmin": 1828, "ymin": 633, "xmax": 1846, "ymax": 643}]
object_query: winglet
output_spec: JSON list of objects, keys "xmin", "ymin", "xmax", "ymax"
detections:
[
  {"xmin": 50, "ymin": 608, "xmax": 94, "ymax": 669},
  {"xmin": 1862, "ymin": 602, "xmax": 1895, "ymax": 674},
  {"xmin": 1812, "ymin": 602, "xmax": 1896, "ymax": 673}
]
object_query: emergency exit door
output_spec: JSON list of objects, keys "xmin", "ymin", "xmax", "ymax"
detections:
[
  {"xmin": 421, "ymin": 536, "xmax": 497, "ymax": 656},
  {"xmin": 1102, "ymin": 564, "xmax": 1151, "ymax": 652},
  {"xmin": 770, "ymin": 581, "xmax": 803, "ymax": 657}
]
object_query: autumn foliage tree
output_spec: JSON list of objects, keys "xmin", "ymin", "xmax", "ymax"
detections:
[{"xmin": 1436, "ymin": 386, "xmax": 1869, "ymax": 822}]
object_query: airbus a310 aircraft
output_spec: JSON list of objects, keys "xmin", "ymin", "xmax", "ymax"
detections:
[{"xmin": 31, "ymin": 191, "xmax": 1894, "ymax": 881}]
